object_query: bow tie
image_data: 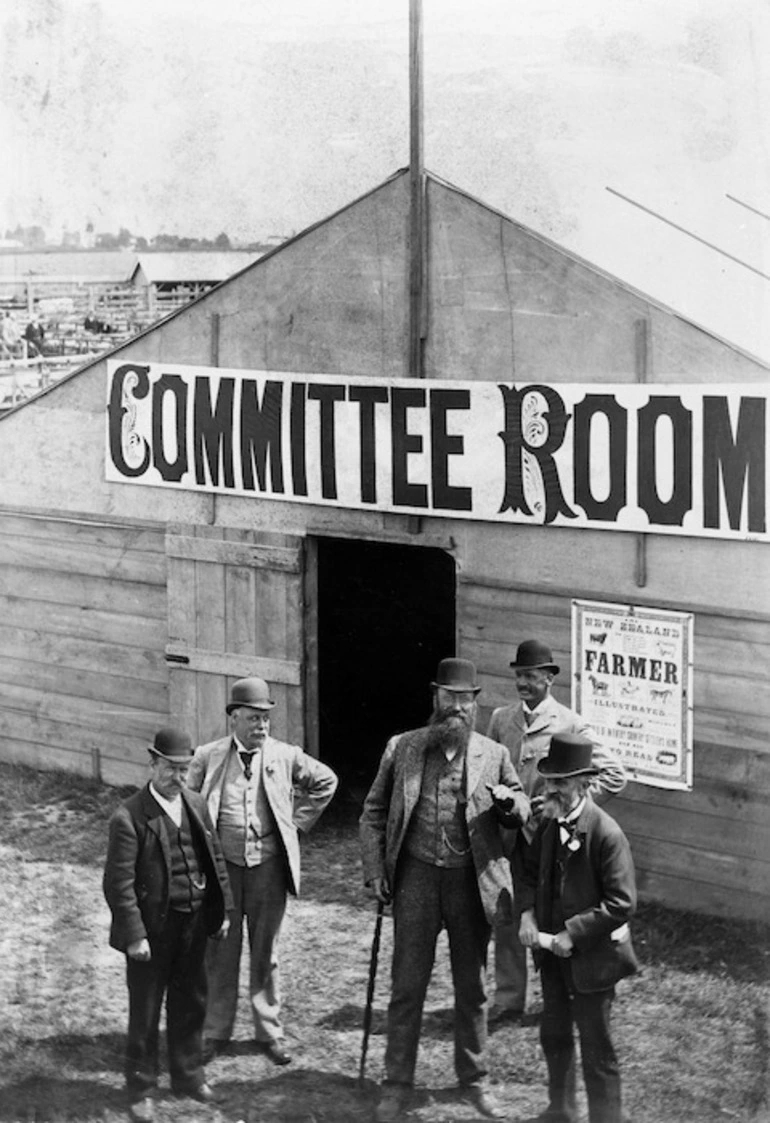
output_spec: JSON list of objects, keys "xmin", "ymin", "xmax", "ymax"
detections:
[
  {"xmin": 239, "ymin": 750, "xmax": 258, "ymax": 780},
  {"xmin": 558, "ymin": 819, "xmax": 580, "ymax": 848}
]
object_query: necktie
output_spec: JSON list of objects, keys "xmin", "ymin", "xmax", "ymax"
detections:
[
  {"xmin": 523, "ymin": 709, "xmax": 535, "ymax": 728},
  {"xmin": 240, "ymin": 751, "xmax": 256, "ymax": 780}
]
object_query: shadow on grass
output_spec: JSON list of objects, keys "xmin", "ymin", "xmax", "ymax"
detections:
[
  {"xmin": 317, "ymin": 1002, "xmax": 457, "ymax": 1039},
  {"xmin": 0, "ymin": 1071, "xmax": 380, "ymax": 1123},
  {"xmin": 0, "ymin": 1077, "xmax": 127, "ymax": 1122}
]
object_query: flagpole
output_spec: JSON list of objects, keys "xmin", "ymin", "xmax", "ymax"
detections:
[{"xmin": 409, "ymin": 0, "xmax": 425, "ymax": 378}]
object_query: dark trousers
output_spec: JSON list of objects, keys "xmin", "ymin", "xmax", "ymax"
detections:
[
  {"xmin": 384, "ymin": 856, "xmax": 491, "ymax": 1087},
  {"xmin": 125, "ymin": 909, "xmax": 208, "ymax": 1099},
  {"xmin": 539, "ymin": 956, "xmax": 621, "ymax": 1123}
]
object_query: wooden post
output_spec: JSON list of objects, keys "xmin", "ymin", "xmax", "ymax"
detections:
[
  {"xmin": 634, "ymin": 317, "xmax": 652, "ymax": 587},
  {"xmin": 210, "ymin": 312, "xmax": 221, "ymax": 366}
]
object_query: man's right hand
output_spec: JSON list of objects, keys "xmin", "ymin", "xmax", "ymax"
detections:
[
  {"xmin": 518, "ymin": 909, "xmax": 540, "ymax": 949},
  {"xmin": 127, "ymin": 938, "xmax": 151, "ymax": 961},
  {"xmin": 368, "ymin": 877, "xmax": 392, "ymax": 905}
]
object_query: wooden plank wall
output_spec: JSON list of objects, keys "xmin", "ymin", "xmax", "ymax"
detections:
[
  {"xmin": 460, "ymin": 578, "xmax": 770, "ymax": 922},
  {"xmin": 0, "ymin": 509, "xmax": 169, "ymax": 787}
]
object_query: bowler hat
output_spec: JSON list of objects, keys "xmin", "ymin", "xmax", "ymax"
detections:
[
  {"xmin": 226, "ymin": 676, "xmax": 276, "ymax": 714},
  {"xmin": 510, "ymin": 639, "xmax": 560, "ymax": 675},
  {"xmin": 431, "ymin": 657, "xmax": 481, "ymax": 694},
  {"xmin": 536, "ymin": 733, "xmax": 600, "ymax": 778},
  {"xmin": 149, "ymin": 727, "xmax": 193, "ymax": 761}
]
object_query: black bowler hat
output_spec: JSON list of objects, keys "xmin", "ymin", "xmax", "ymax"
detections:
[
  {"xmin": 226, "ymin": 676, "xmax": 276, "ymax": 714},
  {"xmin": 149, "ymin": 727, "xmax": 193, "ymax": 762},
  {"xmin": 536, "ymin": 733, "xmax": 600, "ymax": 778},
  {"xmin": 510, "ymin": 639, "xmax": 560, "ymax": 675},
  {"xmin": 432, "ymin": 657, "xmax": 481, "ymax": 694}
]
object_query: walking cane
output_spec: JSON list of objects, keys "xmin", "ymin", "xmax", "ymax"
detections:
[{"xmin": 359, "ymin": 898, "xmax": 385, "ymax": 1086}]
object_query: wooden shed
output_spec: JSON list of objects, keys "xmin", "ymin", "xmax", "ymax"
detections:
[
  {"xmin": 131, "ymin": 251, "xmax": 262, "ymax": 319},
  {"xmin": 0, "ymin": 168, "xmax": 767, "ymax": 921}
]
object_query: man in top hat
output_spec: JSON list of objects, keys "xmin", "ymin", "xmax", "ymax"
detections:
[
  {"xmin": 186, "ymin": 676, "xmax": 337, "ymax": 1065},
  {"xmin": 360, "ymin": 658, "xmax": 531, "ymax": 1122},
  {"xmin": 486, "ymin": 639, "xmax": 627, "ymax": 1023},
  {"xmin": 103, "ymin": 728, "xmax": 233, "ymax": 1123},
  {"xmin": 518, "ymin": 733, "xmax": 638, "ymax": 1123}
]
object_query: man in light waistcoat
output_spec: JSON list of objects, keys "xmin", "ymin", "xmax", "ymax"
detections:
[
  {"xmin": 187, "ymin": 677, "xmax": 338, "ymax": 1066},
  {"xmin": 486, "ymin": 640, "xmax": 627, "ymax": 1024},
  {"xmin": 360, "ymin": 658, "xmax": 531, "ymax": 1122}
]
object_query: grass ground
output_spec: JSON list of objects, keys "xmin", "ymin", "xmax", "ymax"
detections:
[{"xmin": 0, "ymin": 761, "xmax": 768, "ymax": 1123}]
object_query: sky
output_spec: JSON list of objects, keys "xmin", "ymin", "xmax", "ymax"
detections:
[{"xmin": 1, "ymin": 0, "xmax": 770, "ymax": 361}]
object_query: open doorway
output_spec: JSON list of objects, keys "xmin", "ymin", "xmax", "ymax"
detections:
[{"xmin": 315, "ymin": 536, "xmax": 456, "ymax": 799}]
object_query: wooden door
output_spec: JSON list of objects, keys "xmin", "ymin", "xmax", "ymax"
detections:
[{"xmin": 165, "ymin": 524, "xmax": 304, "ymax": 750}]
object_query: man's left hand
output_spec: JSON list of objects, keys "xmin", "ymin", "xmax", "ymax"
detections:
[
  {"xmin": 213, "ymin": 917, "xmax": 231, "ymax": 941},
  {"xmin": 551, "ymin": 930, "xmax": 574, "ymax": 958}
]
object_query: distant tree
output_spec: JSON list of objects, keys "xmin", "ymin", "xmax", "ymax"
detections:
[
  {"xmin": 96, "ymin": 232, "xmax": 120, "ymax": 249},
  {"xmin": 214, "ymin": 231, "xmax": 231, "ymax": 250},
  {"xmin": 135, "ymin": 236, "xmax": 148, "ymax": 251},
  {"xmin": 117, "ymin": 227, "xmax": 133, "ymax": 247}
]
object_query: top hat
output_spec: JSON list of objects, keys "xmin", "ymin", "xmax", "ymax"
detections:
[
  {"xmin": 536, "ymin": 733, "xmax": 600, "ymax": 778},
  {"xmin": 431, "ymin": 657, "xmax": 481, "ymax": 694},
  {"xmin": 509, "ymin": 639, "xmax": 560, "ymax": 675},
  {"xmin": 149, "ymin": 727, "xmax": 193, "ymax": 762},
  {"xmin": 226, "ymin": 676, "xmax": 276, "ymax": 714}
]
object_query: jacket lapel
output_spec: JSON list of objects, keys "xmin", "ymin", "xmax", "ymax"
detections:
[
  {"xmin": 142, "ymin": 785, "xmax": 172, "ymax": 871},
  {"xmin": 402, "ymin": 730, "xmax": 428, "ymax": 820},
  {"xmin": 464, "ymin": 732, "xmax": 485, "ymax": 801}
]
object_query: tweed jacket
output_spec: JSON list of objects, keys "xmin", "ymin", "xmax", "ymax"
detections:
[
  {"xmin": 487, "ymin": 696, "xmax": 626, "ymax": 841},
  {"xmin": 519, "ymin": 799, "xmax": 639, "ymax": 993},
  {"xmin": 186, "ymin": 735, "xmax": 338, "ymax": 895},
  {"xmin": 103, "ymin": 784, "xmax": 233, "ymax": 953},
  {"xmin": 359, "ymin": 728, "xmax": 530, "ymax": 925}
]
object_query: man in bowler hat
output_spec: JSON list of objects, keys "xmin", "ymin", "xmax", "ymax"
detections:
[
  {"xmin": 518, "ymin": 733, "xmax": 638, "ymax": 1123},
  {"xmin": 103, "ymin": 728, "xmax": 233, "ymax": 1123},
  {"xmin": 486, "ymin": 639, "xmax": 627, "ymax": 1022},
  {"xmin": 360, "ymin": 658, "xmax": 531, "ymax": 1122},
  {"xmin": 187, "ymin": 676, "xmax": 338, "ymax": 1065}
]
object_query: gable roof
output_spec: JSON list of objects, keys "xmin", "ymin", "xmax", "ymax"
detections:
[{"xmin": 132, "ymin": 251, "xmax": 261, "ymax": 284}]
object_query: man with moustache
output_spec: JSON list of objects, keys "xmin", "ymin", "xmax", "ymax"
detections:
[
  {"xmin": 103, "ymin": 728, "xmax": 233, "ymax": 1123},
  {"xmin": 187, "ymin": 677, "xmax": 337, "ymax": 1066},
  {"xmin": 360, "ymin": 658, "xmax": 531, "ymax": 1123},
  {"xmin": 486, "ymin": 640, "xmax": 627, "ymax": 1023},
  {"xmin": 518, "ymin": 734, "xmax": 638, "ymax": 1123}
]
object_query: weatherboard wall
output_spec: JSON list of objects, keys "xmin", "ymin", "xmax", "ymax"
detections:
[{"xmin": 0, "ymin": 169, "xmax": 767, "ymax": 920}]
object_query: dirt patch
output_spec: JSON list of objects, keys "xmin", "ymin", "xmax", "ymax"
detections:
[{"xmin": 0, "ymin": 764, "xmax": 768, "ymax": 1122}]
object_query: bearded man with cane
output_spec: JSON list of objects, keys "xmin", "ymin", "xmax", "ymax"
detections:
[{"xmin": 360, "ymin": 658, "xmax": 530, "ymax": 1122}]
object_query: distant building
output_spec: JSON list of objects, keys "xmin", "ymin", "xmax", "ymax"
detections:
[{"xmin": 130, "ymin": 251, "xmax": 261, "ymax": 318}]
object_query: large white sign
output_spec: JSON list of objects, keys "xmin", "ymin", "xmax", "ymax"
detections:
[
  {"xmin": 571, "ymin": 599, "xmax": 694, "ymax": 790},
  {"xmin": 106, "ymin": 362, "xmax": 769, "ymax": 542}
]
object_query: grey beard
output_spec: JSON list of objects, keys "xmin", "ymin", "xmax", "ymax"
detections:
[
  {"xmin": 541, "ymin": 794, "xmax": 570, "ymax": 820},
  {"xmin": 427, "ymin": 711, "xmax": 472, "ymax": 754}
]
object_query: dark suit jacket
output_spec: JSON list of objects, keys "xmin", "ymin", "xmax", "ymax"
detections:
[
  {"xmin": 519, "ymin": 799, "xmax": 638, "ymax": 992},
  {"xmin": 103, "ymin": 784, "xmax": 233, "ymax": 952},
  {"xmin": 360, "ymin": 727, "xmax": 530, "ymax": 925}
]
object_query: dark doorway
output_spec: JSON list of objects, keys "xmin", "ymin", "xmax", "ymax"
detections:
[{"xmin": 316, "ymin": 537, "xmax": 456, "ymax": 799}]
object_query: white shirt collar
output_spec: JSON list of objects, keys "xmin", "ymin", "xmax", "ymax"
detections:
[
  {"xmin": 150, "ymin": 782, "xmax": 182, "ymax": 827},
  {"xmin": 523, "ymin": 697, "xmax": 547, "ymax": 716},
  {"xmin": 559, "ymin": 796, "xmax": 586, "ymax": 825}
]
